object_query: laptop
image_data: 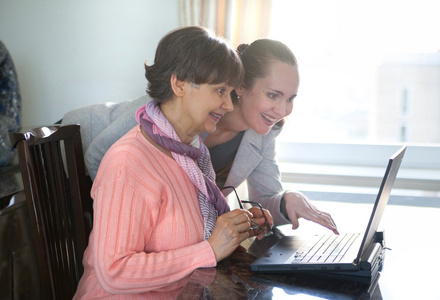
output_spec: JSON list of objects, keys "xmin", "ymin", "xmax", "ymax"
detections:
[{"xmin": 251, "ymin": 146, "xmax": 407, "ymax": 283}]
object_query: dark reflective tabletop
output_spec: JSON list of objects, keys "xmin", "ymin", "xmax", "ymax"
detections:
[
  {"xmin": 171, "ymin": 201, "xmax": 440, "ymax": 299},
  {"xmin": 131, "ymin": 225, "xmax": 382, "ymax": 299},
  {"xmin": 139, "ymin": 245, "xmax": 380, "ymax": 300},
  {"xmin": 176, "ymin": 232, "xmax": 380, "ymax": 300}
]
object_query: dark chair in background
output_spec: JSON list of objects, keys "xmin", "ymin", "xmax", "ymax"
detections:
[{"xmin": 9, "ymin": 124, "xmax": 93, "ymax": 300}]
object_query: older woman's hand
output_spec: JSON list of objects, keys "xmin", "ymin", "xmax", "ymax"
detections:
[
  {"xmin": 207, "ymin": 209, "xmax": 253, "ymax": 262},
  {"xmin": 247, "ymin": 207, "xmax": 273, "ymax": 240},
  {"xmin": 282, "ymin": 191, "xmax": 339, "ymax": 235}
]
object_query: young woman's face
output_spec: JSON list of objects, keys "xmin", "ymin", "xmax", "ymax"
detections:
[
  {"xmin": 184, "ymin": 82, "xmax": 235, "ymax": 135},
  {"xmin": 238, "ymin": 61, "xmax": 299, "ymax": 135}
]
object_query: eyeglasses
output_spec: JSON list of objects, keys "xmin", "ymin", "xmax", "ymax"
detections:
[{"xmin": 222, "ymin": 186, "xmax": 272, "ymax": 238}]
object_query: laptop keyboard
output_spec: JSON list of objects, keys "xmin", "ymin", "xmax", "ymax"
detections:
[{"xmin": 292, "ymin": 233, "xmax": 361, "ymax": 263}]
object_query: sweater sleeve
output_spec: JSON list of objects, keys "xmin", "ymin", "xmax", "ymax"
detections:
[{"xmin": 91, "ymin": 176, "xmax": 217, "ymax": 294}]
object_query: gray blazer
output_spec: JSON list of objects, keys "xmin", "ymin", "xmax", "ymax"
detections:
[
  {"xmin": 61, "ymin": 95, "xmax": 147, "ymax": 178},
  {"xmin": 62, "ymin": 96, "xmax": 290, "ymax": 226},
  {"xmin": 224, "ymin": 128, "xmax": 289, "ymax": 225}
]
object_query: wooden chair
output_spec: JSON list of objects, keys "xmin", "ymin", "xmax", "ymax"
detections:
[{"xmin": 9, "ymin": 124, "xmax": 93, "ymax": 300}]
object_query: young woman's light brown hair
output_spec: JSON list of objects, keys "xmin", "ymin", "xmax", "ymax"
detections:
[{"xmin": 232, "ymin": 39, "xmax": 298, "ymax": 128}]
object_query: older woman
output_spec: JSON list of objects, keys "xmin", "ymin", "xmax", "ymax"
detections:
[{"xmin": 73, "ymin": 26, "xmax": 272, "ymax": 299}]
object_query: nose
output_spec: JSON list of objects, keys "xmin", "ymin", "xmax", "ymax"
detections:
[
  {"xmin": 274, "ymin": 100, "xmax": 290, "ymax": 117},
  {"xmin": 222, "ymin": 93, "xmax": 234, "ymax": 113}
]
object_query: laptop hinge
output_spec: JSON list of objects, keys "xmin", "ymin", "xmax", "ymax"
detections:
[{"xmin": 355, "ymin": 231, "xmax": 385, "ymax": 270}]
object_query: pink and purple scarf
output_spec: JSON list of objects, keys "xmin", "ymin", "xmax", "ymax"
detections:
[{"xmin": 136, "ymin": 101, "xmax": 230, "ymax": 239}]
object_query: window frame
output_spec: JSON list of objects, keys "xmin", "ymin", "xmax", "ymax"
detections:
[{"xmin": 276, "ymin": 142, "xmax": 440, "ymax": 193}]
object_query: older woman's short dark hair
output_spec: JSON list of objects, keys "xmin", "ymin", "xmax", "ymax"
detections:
[{"xmin": 145, "ymin": 26, "xmax": 244, "ymax": 103}]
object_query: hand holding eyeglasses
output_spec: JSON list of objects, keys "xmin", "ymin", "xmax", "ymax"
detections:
[
  {"xmin": 222, "ymin": 186, "xmax": 274, "ymax": 240},
  {"xmin": 207, "ymin": 186, "xmax": 274, "ymax": 262},
  {"xmin": 207, "ymin": 209, "xmax": 255, "ymax": 262},
  {"xmin": 246, "ymin": 206, "xmax": 274, "ymax": 240}
]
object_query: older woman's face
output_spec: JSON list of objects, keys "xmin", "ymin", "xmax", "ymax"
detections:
[
  {"xmin": 183, "ymin": 82, "xmax": 235, "ymax": 136},
  {"xmin": 238, "ymin": 62, "xmax": 299, "ymax": 135}
]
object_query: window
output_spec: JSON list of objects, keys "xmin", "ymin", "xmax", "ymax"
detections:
[
  {"xmin": 400, "ymin": 88, "xmax": 409, "ymax": 116},
  {"xmin": 269, "ymin": 0, "xmax": 440, "ymax": 145},
  {"xmin": 269, "ymin": 0, "xmax": 440, "ymax": 202},
  {"xmin": 400, "ymin": 124, "xmax": 407, "ymax": 142}
]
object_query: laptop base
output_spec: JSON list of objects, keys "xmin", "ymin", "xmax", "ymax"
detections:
[{"xmin": 251, "ymin": 231, "xmax": 386, "ymax": 285}]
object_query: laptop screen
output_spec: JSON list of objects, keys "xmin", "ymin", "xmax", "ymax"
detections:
[{"xmin": 355, "ymin": 146, "xmax": 406, "ymax": 263}]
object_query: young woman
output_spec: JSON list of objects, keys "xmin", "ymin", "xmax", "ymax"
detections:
[
  {"xmin": 203, "ymin": 40, "xmax": 338, "ymax": 233},
  {"xmin": 73, "ymin": 26, "xmax": 272, "ymax": 299}
]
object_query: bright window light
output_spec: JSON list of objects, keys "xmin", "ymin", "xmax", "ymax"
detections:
[{"xmin": 270, "ymin": 0, "xmax": 440, "ymax": 144}]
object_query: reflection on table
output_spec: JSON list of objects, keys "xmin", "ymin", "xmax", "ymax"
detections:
[
  {"xmin": 173, "ymin": 200, "xmax": 440, "ymax": 299},
  {"xmin": 175, "ymin": 243, "xmax": 379, "ymax": 299}
]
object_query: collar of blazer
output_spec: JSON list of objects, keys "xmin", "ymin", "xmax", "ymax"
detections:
[
  {"xmin": 223, "ymin": 129, "xmax": 270, "ymax": 195},
  {"xmin": 201, "ymin": 128, "xmax": 280, "ymax": 197}
]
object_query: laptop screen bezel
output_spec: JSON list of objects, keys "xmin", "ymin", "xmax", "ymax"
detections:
[{"xmin": 354, "ymin": 146, "xmax": 406, "ymax": 264}]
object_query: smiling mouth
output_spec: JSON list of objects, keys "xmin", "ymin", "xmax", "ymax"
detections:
[
  {"xmin": 261, "ymin": 113, "xmax": 278, "ymax": 123},
  {"xmin": 209, "ymin": 112, "xmax": 223, "ymax": 122}
]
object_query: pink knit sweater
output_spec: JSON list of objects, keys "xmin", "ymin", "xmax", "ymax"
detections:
[{"xmin": 73, "ymin": 126, "xmax": 217, "ymax": 299}]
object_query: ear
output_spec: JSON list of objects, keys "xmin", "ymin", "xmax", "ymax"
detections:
[
  {"xmin": 234, "ymin": 84, "xmax": 245, "ymax": 98},
  {"xmin": 170, "ymin": 74, "xmax": 185, "ymax": 98}
]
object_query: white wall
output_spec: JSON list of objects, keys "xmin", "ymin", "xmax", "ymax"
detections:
[{"xmin": 0, "ymin": 0, "xmax": 179, "ymax": 127}]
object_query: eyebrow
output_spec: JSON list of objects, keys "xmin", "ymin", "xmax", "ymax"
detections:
[
  {"xmin": 267, "ymin": 88, "xmax": 297, "ymax": 99},
  {"xmin": 267, "ymin": 88, "xmax": 284, "ymax": 96}
]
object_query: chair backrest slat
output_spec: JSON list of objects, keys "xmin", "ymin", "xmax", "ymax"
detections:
[{"xmin": 9, "ymin": 124, "xmax": 93, "ymax": 300}]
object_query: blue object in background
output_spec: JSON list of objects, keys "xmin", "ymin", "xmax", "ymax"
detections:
[{"xmin": 0, "ymin": 40, "xmax": 22, "ymax": 167}]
